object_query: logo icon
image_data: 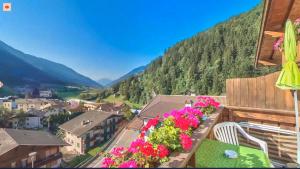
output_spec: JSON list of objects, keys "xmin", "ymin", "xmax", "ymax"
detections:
[{"xmin": 3, "ymin": 3, "xmax": 11, "ymax": 12}]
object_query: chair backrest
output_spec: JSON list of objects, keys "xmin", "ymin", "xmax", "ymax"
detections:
[{"xmin": 213, "ymin": 122, "xmax": 240, "ymax": 145}]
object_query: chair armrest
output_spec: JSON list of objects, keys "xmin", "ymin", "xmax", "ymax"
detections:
[{"xmin": 236, "ymin": 125, "xmax": 268, "ymax": 156}]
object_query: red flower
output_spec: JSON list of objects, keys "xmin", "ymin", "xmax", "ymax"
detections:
[
  {"xmin": 174, "ymin": 116, "xmax": 190, "ymax": 131},
  {"xmin": 140, "ymin": 142, "xmax": 157, "ymax": 157},
  {"xmin": 180, "ymin": 133, "xmax": 193, "ymax": 151},
  {"xmin": 157, "ymin": 144, "xmax": 169, "ymax": 158}
]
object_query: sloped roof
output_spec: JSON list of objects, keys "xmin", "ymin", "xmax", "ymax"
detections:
[
  {"xmin": 0, "ymin": 128, "xmax": 67, "ymax": 156},
  {"xmin": 59, "ymin": 110, "xmax": 114, "ymax": 136},
  {"xmin": 139, "ymin": 95, "xmax": 197, "ymax": 119}
]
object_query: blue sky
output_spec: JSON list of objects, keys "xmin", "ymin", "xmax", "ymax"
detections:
[{"xmin": 0, "ymin": 0, "xmax": 260, "ymax": 80}]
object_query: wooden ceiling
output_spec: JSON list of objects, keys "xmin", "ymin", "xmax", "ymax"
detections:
[{"xmin": 255, "ymin": 0, "xmax": 300, "ymax": 68}]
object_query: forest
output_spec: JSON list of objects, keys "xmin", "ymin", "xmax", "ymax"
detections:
[{"xmin": 102, "ymin": 3, "xmax": 278, "ymax": 105}]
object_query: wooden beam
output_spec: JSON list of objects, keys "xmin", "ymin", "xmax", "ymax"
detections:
[
  {"xmin": 255, "ymin": 0, "xmax": 271, "ymax": 68},
  {"xmin": 281, "ymin": 0, "xmax": 295, "ymax": 28},
  {"xmin": 264, "ymin": 31, "xmax": 284, "ymax": 37}
]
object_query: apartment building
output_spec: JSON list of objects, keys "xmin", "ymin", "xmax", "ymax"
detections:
[
  {"xmin": 0, "ymin": 128, "xmax": 68, "ymax": 168},
  {"xmin": 59, "ymin": 110, "xmax": 123, "ymax": 154}
]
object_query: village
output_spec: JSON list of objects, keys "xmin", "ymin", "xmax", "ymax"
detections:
[{"xmin": 0, "ymin": 87, "xmax": 142, "ymax": 168}]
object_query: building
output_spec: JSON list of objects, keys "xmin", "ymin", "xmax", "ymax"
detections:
[
  {"xmin": 59, "ymin": 110, "xmax": 123, "ymax": 154},
  {"xmin": 39, "ymin": 90, "xmax": 53, "ymax": 98},
  {"xmin": 0, "ymin": 128, "xmax": 68, "ymax": 168},
  {"xmin": 16, "ymin": 99, "xmax": 53, "ymax": 112},
  {"xmin": 3, "ymin": 100, "xmax": 17, "ymax": 111},
  {"xmin": 8, "ymin": 113, "xmax": 42, "ymax": 129},
  {"xmin": 83, "ymin": 102, "xmax": 100, "ymax": 111}
]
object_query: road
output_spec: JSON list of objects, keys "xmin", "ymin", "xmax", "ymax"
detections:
[{"xmin": 87, "ymin": 128, "xmax": 139, "ymax": 168}]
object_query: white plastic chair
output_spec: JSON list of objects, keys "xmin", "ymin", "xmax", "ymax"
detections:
[{"xmin": 213, "ymin": 122, "xmax": 268, "ymax": 156}]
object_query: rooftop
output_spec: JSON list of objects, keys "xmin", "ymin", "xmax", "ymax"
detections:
[
  {"xmin": 59, "ymin": 110, "xmax": 115, "ymax": 136},
  {"xmin": 0, "ymin": 128, "xmax": 67, "ymax": 156}
]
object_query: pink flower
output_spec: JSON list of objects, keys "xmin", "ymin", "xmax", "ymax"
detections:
[
  {"xmin": 102, "ymin": 157, "xmax": 114, "ymax": 168},
  {"xmin": 111, "ymin": 147, "xmax": 125, "ymax": 157},
  {"xmin": 180, "ymin": 133, "xmax": 193, "ymax": 151},
  {"xmin": 295, "ymin": 18, "xmax": 300, "ymax": 25},
  {"xmin": 118, "ymin": 160, "xmax": 138, "ymax": 168}
]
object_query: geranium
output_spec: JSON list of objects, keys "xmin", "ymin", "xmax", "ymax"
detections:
[
  {"xmin": 273, "ymin": 36, "xmax": 284, "ymax": 50},
  {"xmin": 174, "ymin": 116, "xmax": 190, "ymax": 131},
  {"xmin": 102, "ymin": 95, "xmax": 220, "ymax": 168},
  {"xmin": 157, "ymin": 144, "xmax": 169, "ymax": 158},
  {"xmin": 111, "ymin": 147, "xmax": 125, "ymax": 157},
  {"xmin": 141, "ymin": 116, "xmax": 160, "ymax": 132},
  {"xmin": 140, "ymin": 142, "xmax": 157, "ymax": 157},
  {"xmin": 102, "ymin": 157, "xmax": 115, "ymax": 168},
  {"xmin": 179, "ymin": 133, "xmax": 193, "ymax": 151},
  {"xmin": 118, "ymin": 160, "xmax": 138, "ymax": 168}
]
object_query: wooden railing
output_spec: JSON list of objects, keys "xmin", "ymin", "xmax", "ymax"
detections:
[
  {"xmin": 225, "ymin": 71, "xmax": 300, "ymax": 163},
  {"xmin": 226, "ymin": 71, "xmax": 298, "ymax": 111}
]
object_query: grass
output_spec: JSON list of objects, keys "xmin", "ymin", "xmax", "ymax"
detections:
[
  {"xmin": 87, "ymin": 146, "xmax": 102, "ymax": 156},
  {"xmin": 67, "ymin": 154, "xmax": 92, "ymax": 167},
  {"xmin": 0, "ymin": 86, "xmax": 14, "ymax": 96},
  {"xmin": 55, "ymin": 89, "xmax": 82, "ymax": 100},
  {"xmin": 104, "ymin": 95, "xmax": 142, "ymax": 109}
]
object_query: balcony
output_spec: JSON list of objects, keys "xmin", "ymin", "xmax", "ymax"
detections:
[{"xmin": 30, "ymin": 152, "xmax": 62, "ymax": 168}]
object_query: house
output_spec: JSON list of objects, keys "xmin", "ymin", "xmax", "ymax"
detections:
[
  {"xmin": 0, "ymin": 128, "xmax": 68, "ymax": 168},
  {"xmin": 39, "ymin": 90, "xmax": 53, "ymax": 98},
  {"xmin": 42, "ymin": 104, "xmax": 66, "ymax": 117},
  {"xmin": 3, "ymin": 99, "xmax": 17, "ymax": 111},
  {"xmin": 16, "ymin": 99, "xmax": 53, "ymax": 112},
  {"xmin": 8, "ymin": 113, "xmax": 42, "ymax": 129},
  {"xmin": 83, "ymin": 102, "xmax": 100, "ymax": 111},
  {"xmin": 59, "ymin": 110, "xmax": 123, "ymax": 154}
]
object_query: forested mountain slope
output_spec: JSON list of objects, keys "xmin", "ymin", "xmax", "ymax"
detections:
[{"xmin": 111, "ymin": 3, "xmax": 276, "ymax": 104}]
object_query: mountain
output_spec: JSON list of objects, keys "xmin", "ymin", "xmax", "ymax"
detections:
[
  {"xmin": 97, "ymin": 78, "xmax": 113, "ymax": 86},
  {"xmin": 0, "ymin": 41, "xmax": 101, "ymax": 88},
  {"xmin": 109, "ymin": 3, "xmax": 276, "ymax": 104},
  {"xmin": 0, "ymin": 47, "xmax": 63, "ymax": 87},
  {"xmin": 109, "ymin": 65, "xmax": 146, "ymax": 86}
]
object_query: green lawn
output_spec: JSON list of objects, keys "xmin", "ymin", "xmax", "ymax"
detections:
[
  {"xmin": 67, "ymin": 154, "xmax": 92, "ymax": 168},
  {"xmin": 104, "ymin": 95, "xmax": 142, "ymax": 109},
  {"xmin": 87, "ymin": 146, "xmax": 102, "ymax": 156},
  {"xmin": 55, "ymin": 89, "xmax": 82, "ymax": 100}
]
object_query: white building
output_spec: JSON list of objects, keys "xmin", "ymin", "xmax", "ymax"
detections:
[{"xmin": 39, "ymin": 90, "xmax": 53, "ymax": 98}]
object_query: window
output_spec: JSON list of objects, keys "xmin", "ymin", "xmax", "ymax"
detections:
[{"xmin": 11, "ymin": 161, "xmax": 16, "ymax": 168}]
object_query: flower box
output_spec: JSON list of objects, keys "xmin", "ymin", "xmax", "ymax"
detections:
[
  {"xmin": 158, "ymin": 108, "xmax": 223, "ymax": 168},
  {"xmin": 101, "ymin": 96, "xmax": 222, "ymax": 168}
]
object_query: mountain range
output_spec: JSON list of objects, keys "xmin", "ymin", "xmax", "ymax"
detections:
[
  {"xmin": 97, "ymin": 65, "xmax": 146, "ymax": 87},
  {"xmin": 0, "ymin": 40, "xmax": 101, "ymax": 88}
]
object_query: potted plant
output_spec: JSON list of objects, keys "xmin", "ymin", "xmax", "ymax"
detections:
[{"xmin": 101, "ymin": 97, "xmax": 220, "ymax": 168}]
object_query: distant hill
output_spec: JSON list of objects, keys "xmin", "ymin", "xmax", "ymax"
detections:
[
  {"xmin": 0, "ymin": 48, "xmax": 63, "ymax": 87},
  {"xmin": 109, "ymin": 65, "xmax": 146, "ymax": 86},
  {"xmin": 0, "ymin": 41, "xmax": 101, "ymax": 88},
  {"xmin": 110, "ymin": 3, "xmax": 276, "ymax": 104},
  {"xmin": 97, "ymin": 78, "xmax": 113, "ymax": 87}
]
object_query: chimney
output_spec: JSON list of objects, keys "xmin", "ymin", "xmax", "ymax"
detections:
[
  {"xmin": 81, "ymin": 120, "xmax": 85, "ymax": 126},
  {"xmin": 185, "ymin": 100, "xmax": 193, "ymax": 107}
]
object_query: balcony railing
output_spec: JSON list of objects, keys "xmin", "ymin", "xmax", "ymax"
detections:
[{"xmin": 31, "ymin": 152, "xmax": 62, "ymax": 167}]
